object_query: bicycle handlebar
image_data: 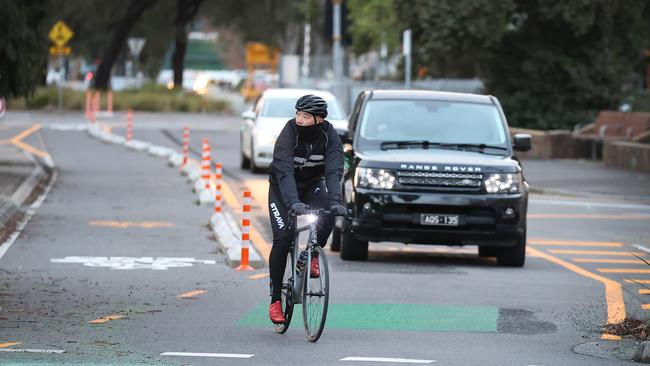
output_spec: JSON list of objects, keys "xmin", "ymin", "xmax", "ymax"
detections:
[{"xmin": 289, "ymin": 208, "xmax": 351, "ymax": 218}]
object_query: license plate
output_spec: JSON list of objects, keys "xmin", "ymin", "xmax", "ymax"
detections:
[{"xmin": 420, "ymin": 214, "xmax": 459, "ymax": 226}]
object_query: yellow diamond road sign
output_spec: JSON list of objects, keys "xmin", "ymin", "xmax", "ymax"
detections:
[{"xmin": 49, "ymin": 20, "xmax": 73, "ymax": 47}]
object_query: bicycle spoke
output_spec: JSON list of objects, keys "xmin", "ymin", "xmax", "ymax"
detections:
[{"xmin": 302, "ymin": 247, "xmax": 329, "ymax": 342}]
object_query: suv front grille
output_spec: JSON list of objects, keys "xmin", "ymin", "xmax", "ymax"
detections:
[{"xmin": 397, "ymin": 170, "xmax": 483, "ymax": 189}]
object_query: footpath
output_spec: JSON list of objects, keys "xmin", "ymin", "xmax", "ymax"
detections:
[{"xmin": 522, "ymin": 158, "xmax": 650, "ymax": 204}]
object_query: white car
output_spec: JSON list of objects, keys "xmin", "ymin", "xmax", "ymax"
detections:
[{"xmin": 240, "ymin": 88, "xmax": 348, "ymax": 173}]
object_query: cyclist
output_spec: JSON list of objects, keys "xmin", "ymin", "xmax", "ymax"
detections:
[{"xmin": 267, "ymin": 94, "xmax": 346, "ymax": 324}]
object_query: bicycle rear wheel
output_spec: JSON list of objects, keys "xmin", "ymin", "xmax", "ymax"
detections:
[
  {"xmin": 302, "ymin": 246, "xmax": 329, "ymax": 342},
  {"xmin": 274, "ymin": 254, "xmax": 294, "ymax": 334}
]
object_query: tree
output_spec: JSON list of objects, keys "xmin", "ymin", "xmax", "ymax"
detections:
[
  {"xmin": 347, "ymin": 0, "xmax": 399, "ymax": 56},
  {"xmin": 388, "ymin": 0, "xmax": 650, "ymax": 129},
  {"xmin": 0, "ymin": 1, "xmax": 50, "ymax": 99},
  {"xmin": 484, "ymin": 1, "xmax": 649, "ymax": 129},
  {"xmin": 93, "ymin": 0, "xmax": 158, "ymax": 90},
  {"xmin": 172, "ymin": 0, "xmax": 203, "ymax": 90}
]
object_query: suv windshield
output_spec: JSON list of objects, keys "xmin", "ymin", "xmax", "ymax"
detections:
[
  {"xmin": 357, "ymin": 99, "xmax": 508, "ymax": 152},
  {"xmin": 260, "ymin": 97, "xmax": 345, "ymax": 120}
]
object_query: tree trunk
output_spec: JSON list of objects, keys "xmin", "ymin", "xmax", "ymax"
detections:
[
  {"xmin": 94, "ymin": 0, "xmax": 158, "ymax": 90},
  {"xmin": 172, "ymin": 0, "xmax": 203, "ymax": 90}
]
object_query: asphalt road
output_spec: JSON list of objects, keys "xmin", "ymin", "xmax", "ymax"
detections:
[{"xmin": 1, "ymin": 111, "xmax": 649, "ymax": 365}]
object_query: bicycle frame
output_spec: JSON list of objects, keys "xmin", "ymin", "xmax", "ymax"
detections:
[{"xmin": 288, "ymin": 215, "xmax": 319, "ymax": 305}]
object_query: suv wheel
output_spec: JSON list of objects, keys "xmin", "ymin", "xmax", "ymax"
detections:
[
  {"xmin": 330, "ymin": 226, "xmax": 341, "ymax": 252},
  {"xmin": 340, "ymin": 230, "xmax": 368, "ymax": 261},
  {"xmin": 478, "ymin": 246, "xmax": 498, "ymax": 257},
  {"xmin": 240, "ymin": 137, "xmax": 250, "ymax": 169},
  {"xmin": 496, "ymin": 232, "xmax": 526, "ymax": 267}
]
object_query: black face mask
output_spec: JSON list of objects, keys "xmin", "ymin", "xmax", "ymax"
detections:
[{"xmin": 296, "ymin": 123, "xmax": 322, "ymax": 141}]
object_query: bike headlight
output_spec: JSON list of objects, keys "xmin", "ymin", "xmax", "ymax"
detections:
[
  {"xmin": 484, "ymin": 173, "xmax": 521, "ymax": 193},
  {"xmin": 305, "ymin": 214, "xmax": 318, "ymax": 223},
  {"xmin": 355, "ymin": 167, "xmax": 396, "ymax": 189},
  {"xmin": 255, "ymin": 129, "xmax": 276, "ymax": 145}
]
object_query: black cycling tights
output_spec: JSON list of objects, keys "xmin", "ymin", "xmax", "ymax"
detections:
[{"xmin": 268, "ymin": 179, "xmax": 334, "ymax": 303}]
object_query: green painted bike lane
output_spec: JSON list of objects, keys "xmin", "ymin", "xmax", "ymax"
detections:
[{"xmin": 238, "ymin": 303, "xmax": 499, "ymax": 332}]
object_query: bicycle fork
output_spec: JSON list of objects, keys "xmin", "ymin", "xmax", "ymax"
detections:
[{"xmin": 291, "ymin": 220, "xmax": 318, "ymax": 304}]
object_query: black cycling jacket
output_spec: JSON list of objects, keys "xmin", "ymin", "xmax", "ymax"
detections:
[{"xmin": 269, "ymin": 119, "xmax": 343, "ymax": 209}]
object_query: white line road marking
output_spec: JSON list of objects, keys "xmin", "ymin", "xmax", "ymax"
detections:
[
  {"xmin": 50, "ymin": 256, "xmax": 216, "ymax": 270},
  {"xmin": 0, "ymin": 348, "xmax": 65, "ymax": 354},
  {"xmin": 633, "ymin": 244, "xmax": 650, "ymax": 254},
  {"xmin": 161, "ymin": 352, "xmax": 254, "ymax": 358},
  {"xmin": 340, "ymin": 357, "xmax": 436, "ymax": 364},
  {"xmin": 530, "ymin": 198, "xmax": 650, "ymax": 211}
]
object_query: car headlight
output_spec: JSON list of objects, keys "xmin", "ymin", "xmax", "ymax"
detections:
[
  {"xmin": 254, "ymin": 129, "xmax": 276, "ymax": 145},
  {"xmin": 484, "ymin": 173, "xmax": 521, "ymax": 193},
  {"xmin": 355, "ymin": 167, "xmax": 396, "ymax": 189}
]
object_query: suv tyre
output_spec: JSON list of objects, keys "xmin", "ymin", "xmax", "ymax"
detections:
[{"xmin": 340, "ymin": 230, "xmax": 368, "ymax": 261}]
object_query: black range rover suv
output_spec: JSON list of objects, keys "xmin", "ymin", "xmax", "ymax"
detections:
[{"xmin": 331, "ymin": 90, "xmax": 532, "ymax": 267}]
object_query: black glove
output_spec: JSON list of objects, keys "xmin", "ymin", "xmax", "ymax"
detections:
[
  {"xmin": 330, "ymin": 203, "xmax": 347, "ymax": 216},
  {"xmin": 290, "ymin": 202, "xmax": 309, "ymax": 215}
]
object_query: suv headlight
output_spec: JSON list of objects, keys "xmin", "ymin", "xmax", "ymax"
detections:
[
  {"xmin": 355, "ymin": 167, "xmax": 396, "ymax": 189},
  {"xmin": 484, "ymin": 173, "xmax": 521, "ymax": 193}
]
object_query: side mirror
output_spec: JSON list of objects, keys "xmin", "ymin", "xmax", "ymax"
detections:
[
  {"xmin": 513, "ymin": 133, "xmax": 532, "ymax": 152},
  {"xmin": 241, "ymin": 110, "xmax": 256, "ymax": 120}
]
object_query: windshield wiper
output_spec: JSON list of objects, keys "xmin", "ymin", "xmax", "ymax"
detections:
[
  {"xmin": 380, "ymin": 140, "xmax": 442, "ymax": 150},
  {"xmin": 440, "ymin": 143, "xmax": 509, "ymax": 151}
]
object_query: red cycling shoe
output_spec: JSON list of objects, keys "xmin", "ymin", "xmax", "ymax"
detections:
[
  {"xmin": 269, "ymin": 301, "xmax": 286, "ymax": 324},
  {"xmin": 310, "ymin": 256, "xmax": 320, "ymax": 278}
]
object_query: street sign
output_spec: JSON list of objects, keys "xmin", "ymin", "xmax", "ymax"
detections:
[
  {"xmin": 48, "ymin": 20, "xmax": 74, "ymax": 47},
  {"xmin": 128, "ymin": 37, "xmax": 146, "ymax": 57},
  {"xmin": 49, "ymin": 46, "xmax": 71, "ymax": 56}
]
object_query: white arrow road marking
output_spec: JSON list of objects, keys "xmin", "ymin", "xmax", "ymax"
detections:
[
  {"xmin": 50, "ymin": 256, "xmax": 216, "ymax": 270},
  {"xmin": 340, "ymin": 357, "xmax": 436, "ymax": 364},
  {"xmin": 0, "ymin": 348, "xmax": 65, "ymax": 354},
  {"xmin": 161, "ymin": 352, "xmax": 254, "ymax": 359}
]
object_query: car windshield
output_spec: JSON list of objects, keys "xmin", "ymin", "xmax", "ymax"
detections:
[
  {"xmin": 357, "ymin": 99, "xmax": 508, "ymax": 152},
  {"xmin": 260, "ymin": 97, "xmax": 345, "ymax": 120}
]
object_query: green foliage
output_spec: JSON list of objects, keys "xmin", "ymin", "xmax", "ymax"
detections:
[
  {"xmin": 347, "ymin": 0, "xmax": 399, "ymax": 56},
  {"xmin": 0, "ymin": 1, "xmax": 50, "ymax": 99},
  {"xmin": 388, "ymin": 0, "xmax": 650, "ymax": 130},
  {"xmin": 484, "ymin": 1, "xmax": 648, "ymax": 129},
  {"xmin": 8, "ymin": 85, "xmax": 230, "ymax": 113}
]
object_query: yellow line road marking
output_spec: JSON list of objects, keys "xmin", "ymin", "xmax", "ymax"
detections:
[
  {"xmin": 529, "ymin": 213, "xmax": 650, "ymax": 221},
  {"xmin": 573, "ymin": 258, "xmax": 646, "ymax": 264},
  {"xmin": 527, "ymin": 247, "xmax": 625, "ymax": 325},
  {"xmin": 220, "ymin": 179, "xmax": 271, "ymax": 263},
  {"xmin": 248, "ymin": 273, "xmax": 269, "ymax": 280},
  {"xmin": 12, "ymin": 140, "xmax": 49, "ymax": 159},
  {"xmin": 0, "ymin": 342, "xmax": 21, "ymax": 348},
  {"xmin": 529, "ymin": 239, "xmax": 622, "ymax": 247},
  {"xmin": 89, "ymin": 221, "xmax": 174, "ymax": 229},
  {"xmin": 10, "ymin": 124, "xmax": 42, "ymax": 142},
  {"xmin": 638, "ymin": 290, "xmax": 650, "ymax": 295},
  {"xmin": 625, "ymin": 279, "xmax": 650, "ymax": 284},
  {"xmin": 550, "ymin": 250, "xmax": 643, "ymax": 256},
  {"xmin": 598, "ymin": 269, "xmax": 650, "ymax": 274},
  {"xmin": 177, "ymin": 290, "xmax": 207, "ymax": 299},
  {"xmin": 601, "ymin": 333, "xmax": 622, "ymax": 341},
  {"xmin": 89, "ymin": 314, "xmax": 123, "ymax": 324},
  {"xmin": 642, "ymin": 304, "xmax": 650, "ymax": 310}
]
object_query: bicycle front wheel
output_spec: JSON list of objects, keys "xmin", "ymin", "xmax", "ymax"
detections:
[{"xmin": 302, "ymin": 246, "xmax": 329, "ymax": 342}]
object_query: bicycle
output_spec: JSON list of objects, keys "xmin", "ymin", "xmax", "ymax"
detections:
[{"xmin": 274, "ymin": 208, "xmax": 346, "ymax": 342}]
